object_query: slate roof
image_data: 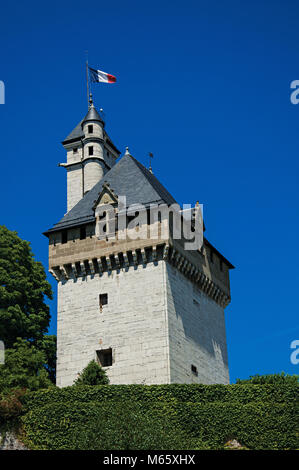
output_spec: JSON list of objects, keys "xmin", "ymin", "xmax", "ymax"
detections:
[
  {"xmin": 62, "ymin": 106, "xmax": 104, "ymax": 144},
  {"xmin": 82, "ymin": 104, "xmax": 104, "ymax": 124},
  {"xmin": 44, "ymin": 153, "xmax": 177, "ymax": 234},
  {"xmin": 62, "ymin": 119, "xmax": 84, "ymax": 143}
]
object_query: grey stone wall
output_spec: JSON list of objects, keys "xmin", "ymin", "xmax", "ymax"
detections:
[
  {"xmin": 66, "ymin": 162, "xmax": 83, "ymax": 212},
  {"xmin": 165, "ymin": 263, "xmax": 230, "ymax": 384},
  {"xmin": 56, "ymin": 256, "xmax": 229, "ymax": 387},
  {"xmin": 56, "ymin": 260, "xmax": 170, "ymax": 387},
  {"xmin": 0, "ymin": 433, "xmax": 27, "ymax": 450}
]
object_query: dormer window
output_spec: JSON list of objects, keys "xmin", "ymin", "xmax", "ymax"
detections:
[
  {"xmin": 88, "ymin": 125, "xmax": 93, "ymax": 134},
  {"xmin": 89, "ymin": 146, "xmax": 93, "ymax": 156}
]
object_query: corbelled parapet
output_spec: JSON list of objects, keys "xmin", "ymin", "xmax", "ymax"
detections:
[{"xmin": 48, "ymin": 223, "xmax": 231, "ymax": 308}]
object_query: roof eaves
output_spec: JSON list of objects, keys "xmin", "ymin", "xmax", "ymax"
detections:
[{"xmin": 204, "ymin": 238, "xmax": 235, "ymax": 269}]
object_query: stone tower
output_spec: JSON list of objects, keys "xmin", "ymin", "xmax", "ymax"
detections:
[
  {"xmin": 44, "ymin": 101, "xmax": 234, "ymax": 387},
  {"xmin": 60, "ymin": 95, "xmax": 120, "ymax": 212}
]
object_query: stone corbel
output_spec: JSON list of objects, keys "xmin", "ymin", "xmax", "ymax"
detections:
[
  {"xmin": 214, "ymin": 288, "xmax": 221, "ymax": 303},
  {"xmin": 199, "ymin": 272, "xmax": 206, "ymax": 287},
  {"xmin": 97, "ymin": 258, "xmax": 103, "ymax": 275},
  {"xmin": 181, "ymin": 259, "xmax": 189, "ymax": 274},
  {"xmin": 71, "ymin": 263, "xmax": 78, "ymax": 278},
  {"xmin": 177, "ymin": 255, "xmax": 185, "ymax": 271},
  {"xmin": 60, "ymin": 265, "xmax": 69, "ymax": 280},
  {"xmin": 49, "ymin": 268, "xmax": 59, "ymax": 281},
  {"xmin": 189, "ymin": 266, "xmax": 196, "ymax": 278},
  {"xmin": 141, "ymin": 248, "xmax": 147, "ymax": 265},
  {"xmin": 170, "ymin": 247, "xmax": 177, "ymax": 262},
  {"xmin": 88, "ymin": 260, "xmax": 95, "ymax": 275},
  {"xmin": 174, "ymin": 253, "xmax": 181, "ymax": 267},
  {"xmin": 114, "ymin": 254, "xmax": 121, "ymax": 269},
  {"xmin": 80, "ymin": 261, "xmax": 86, "ymax": 277},
  {"xmin": 207, "ymin": 280, "xmax": 214, "ymax": 296},
  {"xmin": 123, "ymin": 252, "xmax": 129, "ymax": 268},
  {"xmin": 162, "ymin": 244, "xmax": 169, "ymax": 260},
  {"xmin": 132, "ymin": 251, "xmax": 138, "ymax": 266},
  {"xmin": 152, "ymin": 246, "xmax": 157, "ymax": 262},
  {"xmin": 106, "ymin": 256, "xmax": 112, "ymax": 272}
]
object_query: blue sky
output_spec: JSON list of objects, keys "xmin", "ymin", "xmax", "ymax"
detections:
[{"xmin": 1, "ymin": 0, "xmax": 299, "ymax": 382}]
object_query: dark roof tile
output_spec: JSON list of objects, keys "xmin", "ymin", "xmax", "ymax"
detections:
[{"xmin": 45, "ymin": 154, "xmax": 177, "ymax": 233}]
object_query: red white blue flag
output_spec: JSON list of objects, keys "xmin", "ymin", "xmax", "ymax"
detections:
[{"xmin": 89, "ymin": 66, "xmax": 116, "ymax": 83}]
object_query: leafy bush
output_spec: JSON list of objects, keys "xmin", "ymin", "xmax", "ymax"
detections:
[
  {"xmin": 74, "ymin": 360, "xmax": 109, "ymax": 386},
  {"xmin": 0, "ymin": 389, "xmax": 26, "ymax": 423},
  {"xmin": 0, "ymin": 338, "xmax": 54, "ymax": 393}
]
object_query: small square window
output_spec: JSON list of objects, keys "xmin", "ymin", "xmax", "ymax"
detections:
[
  {"xmin": 191, "ymin": 364, "xmax": 198, "ymax": 376},
  {"xmin": 88, "ymin": 125, "xmax": 93, "ymax": 134},
  {"xmin": 73, "ymin": 147, "xmax": 78, "ymax": 153},
  {"xmin": 99, "ymin": 293, "xmax": 108, "ymax": 308},
  {"xmin": 89, "ymin": 146, "xmax": 93, "ymax": 156},
  {"xmin": 97, "ymin": 348, "xmax": 112, "ymax": 367}
]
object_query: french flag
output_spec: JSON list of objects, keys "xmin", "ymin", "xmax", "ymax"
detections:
[{"xmin": 89, "ymin": 66, "xmax": 116, "ymax": 84}]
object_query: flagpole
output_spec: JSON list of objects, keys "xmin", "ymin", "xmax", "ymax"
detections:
[{"xmin": 85, "ymin": 51, "xmax": 89, "ymax": 108}]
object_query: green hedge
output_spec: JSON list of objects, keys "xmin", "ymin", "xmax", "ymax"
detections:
[
  {"xmin": 21, "ymin": 401, "xmax": 199, "ymax": 450},
  {"xmin": 20, "ymin": 383, "xmax": 299, "ymax": 450},
  {"xmin": 22, "ymin": 383, "xmax": 298, "ymax": 411},
  {"xmin": 175, "ymin": 401, "xmax": 298, "ymax": 450}
]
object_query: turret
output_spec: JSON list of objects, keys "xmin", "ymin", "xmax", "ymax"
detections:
[{"xmin": 60, "ymin": 94, "xmax": 120, "ymax": 212}]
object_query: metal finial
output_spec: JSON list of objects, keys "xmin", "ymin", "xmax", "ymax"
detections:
[
  {"xmin": 125, "ymin": 146, "xmax": 131, "ymax": 156},
  {"xmin": 89, "ymin": 92, "xmax": 93, "ymax": 108},
  {"xmin": 149, "ymin": 152, "xmax": 153, "ymax": 173}
]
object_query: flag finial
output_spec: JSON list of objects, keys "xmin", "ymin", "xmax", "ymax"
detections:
[{"xmin": 89, "ymin": 92, "xmax": 93, "ymax": 108}]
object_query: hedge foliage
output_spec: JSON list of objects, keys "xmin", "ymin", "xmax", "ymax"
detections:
[
  {"xmin": 20, "ymin": 383, "xmax": 299, "ymax": 450},
  {"xmin": 175, "ymin": 402, "xmax": 298, "ymax": 450},
  {"xmin": 22, "ymin": 401, "xmax": 204, "ymax": 450},
  {"xmin": 22, "ymin": 383, "xmax": 298, "ymax": 411}
]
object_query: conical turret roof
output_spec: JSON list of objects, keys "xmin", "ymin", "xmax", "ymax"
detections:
[{"xmin": 82, "ymin": 103, "xmax": 104, "ymax": 126}]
